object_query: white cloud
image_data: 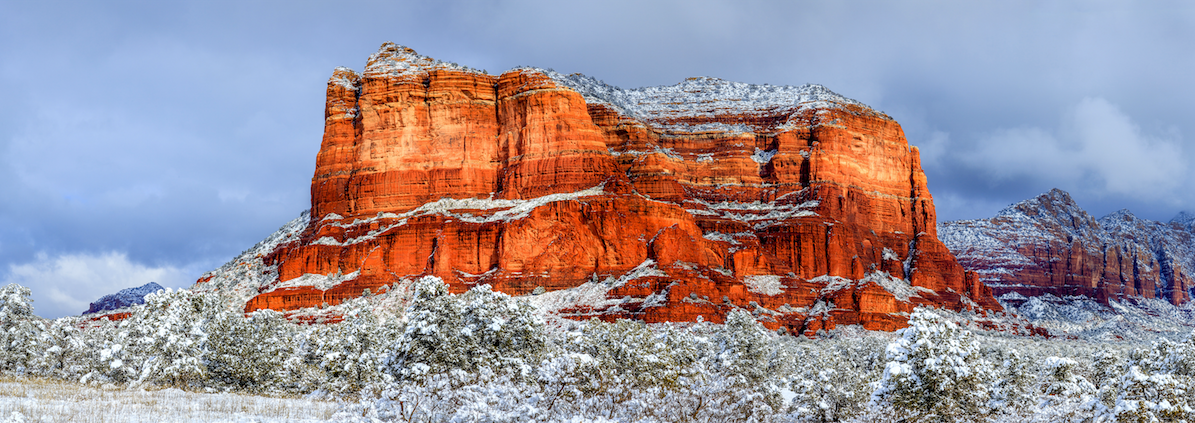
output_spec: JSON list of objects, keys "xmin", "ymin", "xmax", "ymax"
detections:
[
  {"xmin": 2, "ymin": 251, "xmax": 191, "ymax": 319},
  {"xmin": 965, "ymin": 97, "xmax": 1186, "ymax": 201}
]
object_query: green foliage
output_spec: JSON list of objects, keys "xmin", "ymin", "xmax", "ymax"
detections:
[
  {"xmin": 0, "ymin": 284, "xmax": 44, "ymax": 373},
  {"xmin": 789, "ymin": 356, "xmax": 870, "ymax": 422},
  {"xmin": 13, "ymin": 280, "xmax": 1195, "ymax": 422},
  {"xmin": 988, "ymin": 348, "xmax": 1036, "ymax": 412},
  {"xmin": 310, "ymin": 306, "xmax": 402, "ymax": 394},
  {"xmin": 32, "ymin": 319, "xmax": 94, "ymax": 379},
  {"xmin": 573, "ymin": 318, "xmax": 703, "ymax": 390},
  {"xmin": 1132, "ymin": 335, "xmax": 1195, "ymax": 377},
  {"xmin": 1095, "ymin": 337, "xmax": 1195, "ymax": 422},
  {"xmin": 109, "ymin": 288, "xmax": 227, "ymax": 388},
  {"xmin": 870, "ymin": 308, "xmax": 995, "ymax": 422},
  {"xmin": 389, "ymin": 277, "xmax": 546, "ymax": 380},
  {"xmin": 1103, "ymin": 365, "xmax": 1193, "ymax": 423},
  {"xmin": 207, "ymin": 309, "xmax": 296, "ymax": 392},
  {"xmin": 785, "ymin": 333, "xmax": 886, "ymax": 422},
  {"xmin": 1037, "ymin": 356, "xmax": 1095, "ymax": 408},
  {"xmin": 714, "ymin": 309, "xmax": 776, "ymax": 384}
]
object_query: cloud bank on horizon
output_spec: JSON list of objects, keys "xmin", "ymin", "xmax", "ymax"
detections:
[{"xmin": 2, "ymin": 0, "xmax": 1193, "ymax": 318}]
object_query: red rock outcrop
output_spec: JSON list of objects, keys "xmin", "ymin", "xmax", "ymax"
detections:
[
  {"xmin": 199, "ymin": 42, "xmax": 1000, "ymax": 333},
  {"xmin": 940, "ymin": 189, "xmax": 1195, "ymax": 307}
]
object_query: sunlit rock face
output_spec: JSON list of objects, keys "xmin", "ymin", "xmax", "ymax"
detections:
[
  {"xmin": 196, "ymin": 42, "xmax": 999, "ymax": 333},
  {"xmin": 940, "ymin": 189, "xmax": 1195, "ymax": 307}
]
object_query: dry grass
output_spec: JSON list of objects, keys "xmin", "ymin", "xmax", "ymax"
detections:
[{"xmin": 0, "ymin": 376, "xmax": 339, "ymax": 423}]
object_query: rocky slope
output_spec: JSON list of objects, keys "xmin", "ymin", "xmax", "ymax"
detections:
[
  {"xmin": 195, "ymin": 42, "xmax": 999, "ymax": 333},
  {"xmin": 940, "ymin": 189, "xmax": 1195, "ymax": 307}
]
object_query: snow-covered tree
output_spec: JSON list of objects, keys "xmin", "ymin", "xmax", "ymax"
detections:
[
  {"xmin": 0, "ymin": 284, "xmax": 44, "ymax": 374},
  {"xmin": 783, "ymin": 333, "xmax": 886, "ymax": 422},
  {"xmin": 713, "ymin": 309, "xmax": 776, "ymax": 384},
  {"xmin": 31, "ymin": 317, "xmax": 103, "ymax": 380},
  {"xmin": 1092, "ymin": 350, "xmax": 1126, "ymax": 407},
  {"xmin": 574, "ymin": 318, "xmax": 703, "ymax": 390},
  {"xmin": 870, "ymin": 308, "xmax": 995, "ymax": 422},
  {"xmin": 1099, "ymin": 365, "xmax": 1192, "ymax": 423},
  {"xmin": 310, "ymin": 306, "xmax": 402, "ymax": 394},
  {"xmin": 109, "ymin": 288, "xmax": 226, "ymax": 387},
  {"xmin": 1133, "ymin": 335, "xmax": 1195, "ymax": 377},
  {"xmin": 988, "ymin": 348, "xmax": 1036, "ymax": 412},
  {"xmin": 1038, "ymin": 356, "xmax": 1095, "ymax": 408},
  {"xmin": 1094, "ymin": 338, "xmax": 1195, "ymax": 422},
  {"xmin": 789, "ymin": 359, "xmax": 869, "ymax": 422},
  {"xmin": 388, "ymin": 277, "xmax": 545, "ymax": 381},
  {"xmin": 207, "ymin": 309, "xmax": 299, "ymax": 392}
]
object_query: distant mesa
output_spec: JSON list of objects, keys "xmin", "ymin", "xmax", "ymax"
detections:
[
  {"xmin": 194, "ymin": 42, "xmax": 1001, "ymax": 333},
  {"xmin": 940, "ymin": 188, "xmax": 1195, "ymax": 307},
  {"xmin": 83, "ymin": 282, "xmax": 165, "ymax": 315}
]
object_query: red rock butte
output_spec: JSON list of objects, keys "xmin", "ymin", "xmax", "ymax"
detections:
[{"xmin": 196, "ymin": 42, "xmax": 1000, "ymax": 333}]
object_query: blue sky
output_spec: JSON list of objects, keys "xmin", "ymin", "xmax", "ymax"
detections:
[{"xmin": 2, "ymin": 0, "xmax": 1193, "ymax": 318}]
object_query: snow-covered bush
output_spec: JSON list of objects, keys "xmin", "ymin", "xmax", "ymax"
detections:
[
  {"xmin": 1038, "ymin": 356, "xmax": 1095, "ymax": 408},
  {"xmin": 713, "ymin": 309, "xmax": 776, "ymax": 384},
  {"xmin": 789, "ymin": 362, "xmax": 868, "ymax": 422},
  {"xmin": 0, "ymin": 284, "xmax": 44, "ymax": 374},
  {"xmin": 574, "ymin": 318, "xmax": 703, "ymax": 390},
  {"xmin": 1092, "ymin": 338, "xmax": 1195, "ymax": 422},
  {"xmin": 207, "ymin": 309, "xmax": 300, "ymax": 392},
  {"xmin": 310, "ymin": 306, "xmax": 402, "ymax": 395},
  {"xmin": 785, "ymin": 333, "xmax": 886, "ymax": 422},
  {"xmin": 1132, "ymin": 335, "xmax": 1195, "ymax": 377},
  {"xmin": 870, "ymin": 308, "xmax": 995, "ymax": 422},
  {"xmin": 388, "ymin": 277, "xmax": 545, "ymax": 381},
  {"xmin": 988, "ymin": 348, "xmax": 1036, "ymax": 412},
  {"xmin": 1099, "ymin": 365, "xmax": 1192, "ymax": 422},
  {"xmin": 31, "ymin": 317, "xmax": 103, "ymax": 380},
  {"xmin": 103, "ymin": 288, "xmax": 227, "ymax": 387},
  {"xmin": 1092, "ymin": 350, "xmax": 1125, "ymax": 386}
]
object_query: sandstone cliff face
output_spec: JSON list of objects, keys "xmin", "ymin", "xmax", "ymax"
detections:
[
  {"xmin": 939, "ymin": 189, "xmax": 1195, "ymax": 307},
  {"xmin": 197, "ymin": 43, "xmax": 999, "ymax": 333}
]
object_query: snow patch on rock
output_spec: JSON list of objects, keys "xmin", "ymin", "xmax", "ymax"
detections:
[
  {"xmin": 743, "ymin": 275, "xmax": 784, "ymax": 296},
  {"xmin": 751, "ymin": 148, "xmax": 777, "ymax": 164},
  {"xmin": 362, "ymin": 42, "xmax": 481, "ymax": 79},
  {"xmin": 527, "ymin": 69, "xmax": 881, "ymax": 134},
  {"xmin": 524, "ymin": 259, "xmax": 668, "ymax": 319}
]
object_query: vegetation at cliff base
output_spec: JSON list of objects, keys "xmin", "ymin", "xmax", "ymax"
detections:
[{"xmin": 2, "ymin": 281, "xmax": 1194, "ymax": 422}]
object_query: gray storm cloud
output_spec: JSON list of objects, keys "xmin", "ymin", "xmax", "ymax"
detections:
[{"xmin": 965, "ymin": 97, "xmax": 1186, "ymax": 202}]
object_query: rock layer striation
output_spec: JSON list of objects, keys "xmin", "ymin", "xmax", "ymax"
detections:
[
  {"xmin": 196, "ymin": 43, "xmax": 999, "ymax": 332},
  {"xmin": 940, "ymin": 189, "xmax": 1195, "ymax": 307}
]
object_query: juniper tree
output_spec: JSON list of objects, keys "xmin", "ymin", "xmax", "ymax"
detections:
[
  {"xmin": 1037, "ymin": 356, "xmax": 1095, "ymax": 408},
  {"xmin": 312, "ymin": 306, "xmax": 402, "ymax": 394},
  {"xmin": 207, "ymin": 309, "xmax": 297, "ymax": 392},
  {"xmin": 1096, "ymin": 338, "xmax": 1195, "ymax": 422},
  {"xmin": 388, "ymin": 276, "xmax": 546, "ymax": 381},
  {"xmin": 111, "ymin": 288, "xmax": 226, "ymax": 388},
  {"xmin": 870, "ymin": 308, "xmax": 995, "ymax": 422},
  {"xmin": 0, "ymin": 284, "xmax": 44, "ymax": 374}
]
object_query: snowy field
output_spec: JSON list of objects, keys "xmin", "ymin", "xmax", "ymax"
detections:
[{"xmin": 0, "ymin": 377, "xmax": 338, "ymax": 423}]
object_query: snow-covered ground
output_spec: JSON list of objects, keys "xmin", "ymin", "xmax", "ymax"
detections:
[
  {"xmin": 1000, "ymin": 294, "xmax": 1195, "ymax": 342},
  {"xmin": 0, "ymin": 377, "xmax": 338, "ymax": 423}
]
